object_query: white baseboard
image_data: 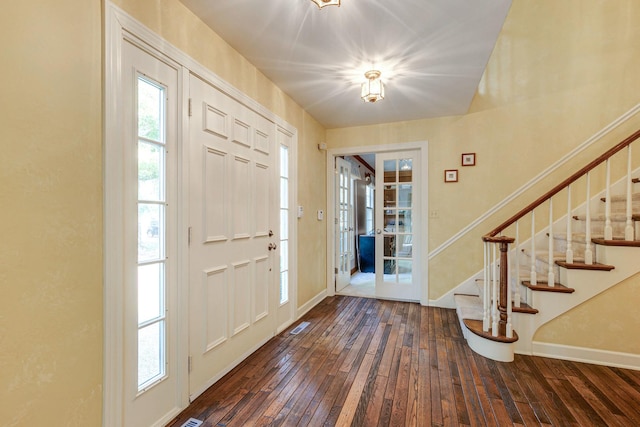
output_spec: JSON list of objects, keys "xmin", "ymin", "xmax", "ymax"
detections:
[
  {"xmin": 297, "ymin": 289, "xmax": 327, "ymax": 319},
  {"xmin": 530, "ymin": 341, "xmax": 640, "ymax": 371}
]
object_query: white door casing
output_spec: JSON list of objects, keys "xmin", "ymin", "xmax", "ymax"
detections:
[{"xmin": 187, "ymin": 75, "xmax": 280, "ymax": 399}]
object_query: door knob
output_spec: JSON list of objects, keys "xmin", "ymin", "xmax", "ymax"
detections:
[
  {"xmin": 268, "ymin": 243, "xmax": 278, "ymax": 251},
  {"xmin": 376, "ymin": 229, "xmax": 382, "ymax": 234}
]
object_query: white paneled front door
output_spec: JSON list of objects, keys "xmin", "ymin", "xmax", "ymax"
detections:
[{"xmin": 188, "ymin": 75, "xmax": 280, "ymax": 399}]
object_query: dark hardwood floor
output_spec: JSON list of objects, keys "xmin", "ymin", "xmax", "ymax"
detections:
[{"xmin": 167, "ymin": 296, "xmax": 640, "ymax": 426}]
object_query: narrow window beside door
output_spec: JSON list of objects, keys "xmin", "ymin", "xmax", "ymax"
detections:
[
  {"xmin": 279, "ymin": 145, "xmax": 289, "ymax": 305},
  {"xmin": 137, "ymin": 76, "xmax": 168, "ymax": 391}
]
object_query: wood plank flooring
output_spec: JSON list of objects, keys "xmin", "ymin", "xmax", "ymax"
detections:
[{"xmin": 167, "ymin": 296, "xmax": 640, "ymax": 426}]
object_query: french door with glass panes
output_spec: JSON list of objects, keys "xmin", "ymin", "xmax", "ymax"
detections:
[
  {"xmin": 335, "ymin": 157, "xmax": 354, "ymax": 292},
  {"xmin": 375, "ymin": 151, "xmax": 420, "ymax": 301},
  {"xmin": 122, "ymin": 40, "xmax": 180, "ymax": 427}
]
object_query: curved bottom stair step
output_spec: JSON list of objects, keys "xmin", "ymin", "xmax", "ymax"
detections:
[{"xmin": 463, "ymin": 319, "xmax": 519, "ymax": 343}]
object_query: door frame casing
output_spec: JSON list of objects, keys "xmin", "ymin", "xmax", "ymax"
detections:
[
  {"xmin": 325, "ymin": 142, "xmax": 429, "ymax": 306},
  {"xmin": 104, "ymin": 3, "xmax": 298, "ymax": 426}
]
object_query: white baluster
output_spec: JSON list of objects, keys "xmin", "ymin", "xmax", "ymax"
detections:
[
  {"xmin": 483, "ymin": 241, "xmax": 490, "ymax": 332},
  {"xmin": 506, "ymin": 246, "xmax": 513, "ymax": 339},
  {"xmin": 585, "ymin": 171, "xmax": 594, "ymax": 264},
  {"xmin": 514, "ymin": 221, "xmax": 521, "ymax": 308},
  {"xmin": 492, "ymin": 243, "xmax": 498, "ymax": 337},
  {"xmin": 566, "ymin": 184, "xmax": 574, "ymax": 264},
  {"xmin": 548, "ymin": 198, "xmax": 555, "ymax": 287},
  {"xmin": 530, "ymin": 209, "xmax": 537, "ymax": 287},
  {"xmin": 626, "ymin": 145, "xmax": 634, "ymax": 241},
  {"xmin": 604, "ymin": 159, "xmax": 613, "ymax": 240}
]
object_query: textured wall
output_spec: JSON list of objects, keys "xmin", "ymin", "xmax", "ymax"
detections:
[{"xmin": 0, "ymin": 0, "xmax": 103, "ymax": 425}]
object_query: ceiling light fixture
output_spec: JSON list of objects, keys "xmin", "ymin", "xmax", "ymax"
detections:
[
  {"xmin": 361, "ymin": 70, "xmax": 385, "ymax": 103},
  {"xmin": 310, "ymin": 0, "xmax": 340, "ymax": 8}
]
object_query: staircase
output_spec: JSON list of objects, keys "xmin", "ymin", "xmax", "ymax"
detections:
[{"xmin": 455, "ymin": 129, "xmax": 640, "ymax": 362}]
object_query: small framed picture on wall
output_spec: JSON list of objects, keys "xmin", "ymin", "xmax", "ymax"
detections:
[
  {"xmin": 444, "ymin": 169, "xmax": 458, "ymax": 183},
  {"xmin": 461, "ymin": 153, "xmax": 476, "ymax": 166}
]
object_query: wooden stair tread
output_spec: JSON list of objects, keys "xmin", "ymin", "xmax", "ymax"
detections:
[
  {"xmin": 591, "ymin": 238, "xmax": 640, "ymax": 247},
  {"xmin": 513, "ymin": 302, "xmax": 538, "ymax": 314},
  {"xmin": 555, "ymin": 260, "xmax": 615, "ymax": 270},
  {"xmin": 521, "ymin": 280, "xmax": 575, "ymax": 293},
  {"xmin": 463, "ymin": 319, "xmax": 519, "ymax": 343}
]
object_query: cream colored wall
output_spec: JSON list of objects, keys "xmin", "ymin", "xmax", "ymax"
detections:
[
  {"xmin": 111, "ymin": 0, "xmax": 328, "ymax": 306},
  {"xmin": 327, "ymin": 0, "xmax": 640, "ymax": 354},
  {"xmin": 0, "ymin": 1, "xmax": 103, "ymax": 426}
]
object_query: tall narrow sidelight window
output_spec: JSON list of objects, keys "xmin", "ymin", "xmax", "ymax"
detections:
[
  {"xmin": 279, "ymin": 145, "xmax": 289, "ymax": 305},
  {"xmin": 136, "ymin": 76, "xmax": 167, "ymax": 390}
]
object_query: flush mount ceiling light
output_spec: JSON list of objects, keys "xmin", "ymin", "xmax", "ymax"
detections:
[
  {"xmin": 361, "ymin": 70, "xmax": 385, "ymax": 103},
  {"xmin": 310, "ymin": 0, "xmax": 340, "ymax": 8}
]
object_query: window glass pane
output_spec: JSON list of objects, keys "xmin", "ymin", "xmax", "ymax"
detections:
[
  {"xmin": 138, "ymin": 263, "xmax": 163, "ymax": 324},
  {"xmin": 280, "ymin": 271, "xmax": 288, "ymax": 304},
  {"xmin": 280, "ymin": 145, "xmax": 288, "ymax": 177},
  {"xmin": 280, "ymin": 210, "xmax": 288, "ymax": 240},
  {"xmin": 399, "ymin": 159, "xmax": 413, "ymax": 182},
  {"xmin": 280, "ymin": 240, "xmax": 288, "ymax": 272},
  {"xmin": 384, "ymin": 160, "xmax": 396, "ymax": 182},
  {"xmin": 138, "ymin": 78, "xmax": 164, "ymax": 142},
  {"xmin": 138, "ymin": 203, "xmax": 163, "ymax": 262},
  {"xmin": 397, "ymin": 234, "xmax": 413, "ymax": 258},
  {"xmin": 398, "ymin": 184, "xmax": 412, "ymax": 208},
  {"xmin": 280, "ymin": 177, "xmax": 288, "ymax": 209},
  {"xmin": 384, "ymin": 185, "xmax": 396, "ymax": 208},
  {"xmin": 397, "ymin": 260, "xmax": 413, "ymax": 279},
  {"xmin": 138, "ymin": 321, "xmax": 164, "ymax": 388},
  {"xmin": 138, "ymin": 141, "xmax": 163, "ymax": 201}
]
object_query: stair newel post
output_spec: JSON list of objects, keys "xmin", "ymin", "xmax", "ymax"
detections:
[
  {"xmin": 483, "ymin": 241, "xmax": 490, "ymax": 332},
  {"xmin": 548, "ymin": 198, "xmax": 555, "ymax": 287},
  {"xmin": 585, "ymin": 171, "xmax": 594, "ymax": 264},
  {"xmin": 530, "ymin": 209, "xmax": 537, "ymax": 287},
  {"xmin": 626, "ymin": 144, "xmax": 634, "ymax": 241},
  {"xmin": 498, "ymin": 237, "xmax": 515, "ymax": 338},
  {"xmin": 491, "ymin": 242, "xmax": 498, "ymax": 337},
  {"xmin": 604, "ymin": 158, "xmax": 613, "ymax": 240},
  {"xmin": 566, "ymin": 184, "xmax": 574, "ymax": 264},
  {"xmin": 514, "ymin": 221, "xmax": 521, "ymax": 308},
  {"xmin": 506, "ymin": 239, "xmax": 513, "ymax": 338}
]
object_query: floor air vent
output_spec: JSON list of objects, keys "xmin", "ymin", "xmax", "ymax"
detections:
[
  {"xmin": 180, "ymin": 418, "xmax": 203, "ymax": 427},
  {"xmin": 290, "ymin": 321, "xmax": 310, "ymax": 335}
]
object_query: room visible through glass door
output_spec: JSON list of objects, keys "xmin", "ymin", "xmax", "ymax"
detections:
[{"xmin": 375, "ymin": 151, "xmax": 420, "ymax": 301}]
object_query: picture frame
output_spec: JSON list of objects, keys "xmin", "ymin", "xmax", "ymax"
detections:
[
  {"xmin": 444, "ymin": 169, "xmax": 458, "ymax": 183},
  {"xmin": 461, "ymin": 152, "xmax": 476, "ymax": 166}
]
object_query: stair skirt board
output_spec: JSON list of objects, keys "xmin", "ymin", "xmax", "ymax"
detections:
[{"xmin": 531, "ymin": 342, "xmax": 640, "ymax": 371}]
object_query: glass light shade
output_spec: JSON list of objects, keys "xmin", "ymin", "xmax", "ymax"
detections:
[
  {"xmin": 310, "ymin": 0, "xmax": 340, "ymax": 8},
  {"xmin": 361, "ymin": 70, "xmax": 385, "ymax": 103}
]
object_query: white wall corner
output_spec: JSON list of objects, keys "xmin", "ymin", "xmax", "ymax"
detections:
[
  {"xmin": 429, "ymin": 271, "xmax": 482, "ymax": 308},
  {"xmin": 297, "ymin": 289, "xmax": 327, "ymax": 320}
]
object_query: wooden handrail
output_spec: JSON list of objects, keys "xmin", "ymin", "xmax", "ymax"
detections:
[{"xmin": 485, "ymin": 129, "xmax": 640, "ymax": 238}]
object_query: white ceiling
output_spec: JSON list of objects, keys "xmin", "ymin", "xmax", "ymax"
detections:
[{"xmin": 180, "ymin": 0, "xmax": 512, "ymax": 129}]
